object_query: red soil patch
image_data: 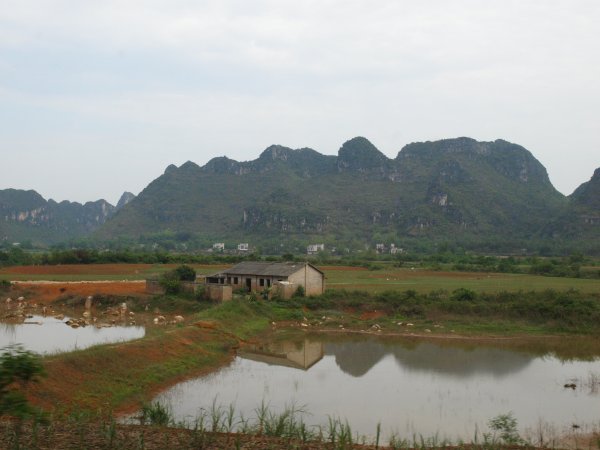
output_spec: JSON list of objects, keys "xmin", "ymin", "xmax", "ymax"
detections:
[
  {"xmin": 10, "ymin": 281, "xmax": 147, "ymax": 304},
  {"xmin": 2, "ymin": 263, "xmax": 229, "ymax": 276},
  {"xmin": 358, "ymin": 310, "xmax": 385, "ymax": 320},
  {"xmin": 3, "ymin": 263, "xmax": 152, "ymax": 275}
]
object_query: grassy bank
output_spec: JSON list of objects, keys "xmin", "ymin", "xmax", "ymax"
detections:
[
  {"xmin": 277, "ymin": 288, "xmax": 600, "ymax": 336},
  {"xmin": 29, "ymin": 325, "xmax": 237, "ymax": 413},
  {"xmin": 26, "ymin": 298, "xmax": 295, "ymax": 414}
]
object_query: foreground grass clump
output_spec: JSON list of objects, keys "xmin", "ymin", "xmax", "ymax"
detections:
[{"xmin": 1, "ymin": 404, "xmax": 583, "ymax": 449}]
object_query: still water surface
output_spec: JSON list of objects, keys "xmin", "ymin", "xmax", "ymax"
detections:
[
  {"xmin": 154, "ymin": 334, "xmax": 600, "ymax": 441},
  {"xmin": 0, "ymin": 315, "xmax": 145, "ymax": 354}
]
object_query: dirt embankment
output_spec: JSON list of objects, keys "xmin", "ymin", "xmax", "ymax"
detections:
[
  {"xmin": 29, "ymin": 324, "xmax": 237, "ymax": 414},
  {"xmin": 8, "ymin": 281, "xmax": 147, "ymax": 304}
]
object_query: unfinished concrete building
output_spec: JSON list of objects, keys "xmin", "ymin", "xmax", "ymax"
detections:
[{"xmin": 205, "ymin": 261, "xmax": 325, "ymax": 300}]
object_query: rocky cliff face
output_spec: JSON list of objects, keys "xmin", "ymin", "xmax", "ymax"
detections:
[
  {"xmin": 0, "ymin": 189, "xmax": 116, "ymax": 244},
  {"xmin": 116, "ymin": 192, "xmax": 136, "ymax": 210},
  {"xmin": 570, "ymin": 168, "xmax": 600, "ymax": 210},
  {"xmin": 543, "ymin": 167, "xmax": 600, "ymax": 240}
]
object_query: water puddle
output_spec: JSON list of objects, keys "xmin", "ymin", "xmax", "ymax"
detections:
[{"xmin": 0, "ymin": 314, "xmax": 145, "ymax": 354}]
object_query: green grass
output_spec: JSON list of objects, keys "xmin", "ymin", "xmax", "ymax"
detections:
[
  {"xmin": 0, "ymin": 264, "xmax": 226, "ymax": 282},
  {"xmin": 325, "ymin": 267, "xmax": 600, "ymax": 294}
]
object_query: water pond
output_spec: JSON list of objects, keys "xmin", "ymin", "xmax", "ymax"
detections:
[
  {"xmin": 151, "ymin": 334, "xmax": 600, "ymax": 442},
  {"xmin": 0, "ymin": 314, "xmax": 145, "ymax": 354}
]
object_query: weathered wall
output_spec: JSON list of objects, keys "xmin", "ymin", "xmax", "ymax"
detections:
[
  {"xmin": 205, "ymin": 284, "xmax": 233, "ymax": 302},
  {"xmin": 145, "ymin": 279, "xmax": 198, "ymax": 294},
  {"xmin": 274, "ymin": 282, "xmax": 295, "ymax": 299},
  {"xmin": 145, "ymin": 279, "xmax": 163, "ymax": 294},
  {"xmin": 288, "ymin": 265, "xmax": 324, "ymax": 296}
]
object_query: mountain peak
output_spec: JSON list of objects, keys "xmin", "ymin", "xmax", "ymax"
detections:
[
  {"xmin": 337, "ymin": 137, "xmax": 389, "ymax": 172},
  {"xmin": 116, "ymin": 192, "xmax": 136, "ymax": 210},
  {"xmin": 179, "ymin": 161, "xmax": 201, "ymax": 172},
  {"xmin": 202, "ymin": 156, "xmax": 242, "ymax": 174},
  {"xmin": 258, "ymin": 145, "xmax": 294, "ymax": 161},
  {"xmin": 570, "ymin": 167, "xmax": 600, "ymax": 209},
  {"xmin": 164, "ymin": 164, "xmax": 178, "ymax": 175}
]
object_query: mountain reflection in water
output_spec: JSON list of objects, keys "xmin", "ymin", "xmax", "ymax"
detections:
[{"xmin": 326, "ymin": 340, "xmax": 532, "ymax": 378}]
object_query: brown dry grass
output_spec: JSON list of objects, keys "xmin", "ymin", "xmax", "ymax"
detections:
[
  {"xmin": 1, "ymin": 263, "xmax": 228, "ymax": 276},
  {"xmin": 358, "ymin": 310, "xmax": 385, "ymax": 320}
]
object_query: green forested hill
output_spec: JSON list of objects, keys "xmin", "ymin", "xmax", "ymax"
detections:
[
  {"xmin": 95, "ymin": 137, "xmax": 596, "ymax": 254},
  {"xmin": 542, "ymin": 168, "xmax": 600, "ymax": 246},
  {"xmin": 0, "ymin": 190, "xmax": 133, "ymax": 246}
]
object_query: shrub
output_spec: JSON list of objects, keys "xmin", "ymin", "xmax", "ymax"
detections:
[
  {"xmin": 0, "ymin": 280, "xmax": 10, "ymax": 291},
  {"xmin": 174, "ymin": 265, "xmax": 196, "ymax": 281},
  {"xmin": 451, "ymin": 288, "xmax": 477, "ymax": 302},
  {"xmin": 0, "ymin": 345, "xmax": 46, "ymax": 423},
  {"xmin": 487, "ymin": 412, "xmax": 523, "ymax": 445},
  {"xmin": 140, "ymin": 402, "xmax": 172, "ymax": 426},
  {"xmin": 158, "ymin": 265, "xmax": 197, "ymax": 295},
  {"xmin": 159, "ymin": 273, "xmax": 182, "ymax": 295},
  {"xmin": 293, "ymin": 285, "xmax": 305, "ymax": 298}
]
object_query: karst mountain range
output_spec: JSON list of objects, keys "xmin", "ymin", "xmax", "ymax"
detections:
[{"xmin": 1, "ymin": 137, "xmax": 598, "ymax": 253}]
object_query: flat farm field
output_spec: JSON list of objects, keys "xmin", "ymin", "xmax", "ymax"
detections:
[
  {"xmin": 1, "ymin": 263, "xmax": 598, "ymax": 294},
  {"xmin": 0, "ymin": 263, "xmax": 228, "ymax": 281},
  {"xmin": 322, "ymin": 265, "xmax": 600, "ymax": 294}
]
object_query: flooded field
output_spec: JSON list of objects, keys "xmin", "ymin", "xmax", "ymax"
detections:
[
  {"xmin": 0, "ymin": 314, "xmax": 145, "ymax": 354},
  {"xmin": 151, "ymin": 334, "xmax": 600, "ymax": 442}
]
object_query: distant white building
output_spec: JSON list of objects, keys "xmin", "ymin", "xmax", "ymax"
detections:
[
  {"xmin": 213, "ymin": 242, "xmax": 225, "ymax": 251},
  {"xmin": 375, "ymin": 243, "xmax": 385, "ymax": 254},
  {"xmin": 237, "ymin": 243, "xmax": 249, "ymax": 251},
  {"xmin": 390, "ymin": 244, "xmax": 404, "ymax": 255},
  {"xmin": 306, "ymin": 243, "xmax": 325, "ymax": 255}
]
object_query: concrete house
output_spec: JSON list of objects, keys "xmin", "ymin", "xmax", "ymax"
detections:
[{"xmin": 205, "ymin": 261, "xmax": 325, "ymax": 300}]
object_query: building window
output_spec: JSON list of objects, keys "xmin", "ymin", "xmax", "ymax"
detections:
[
  {"xmin": 227, "ymin": 277, "xmax": 231, "ymax": 284},
  {"xmin": 259, "ymin": 278, "xmax": 265, "ymax": 287},
  {"xmin": 234, "ymin": 277, "xmax": 238, "ymax": 284},
  {"xmin": 267, "ymin": 279, "xmax": 271, "ymax": 287}
]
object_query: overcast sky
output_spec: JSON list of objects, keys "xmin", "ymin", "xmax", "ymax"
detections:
[{"xmin": 1, "ymin": 0, "xmax": 599, "ymax": 204}]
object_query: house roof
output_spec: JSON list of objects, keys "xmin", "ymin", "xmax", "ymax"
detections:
[{"xmin": 216, "ymin": 261, "xmax": 323, "ymax": 277}]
